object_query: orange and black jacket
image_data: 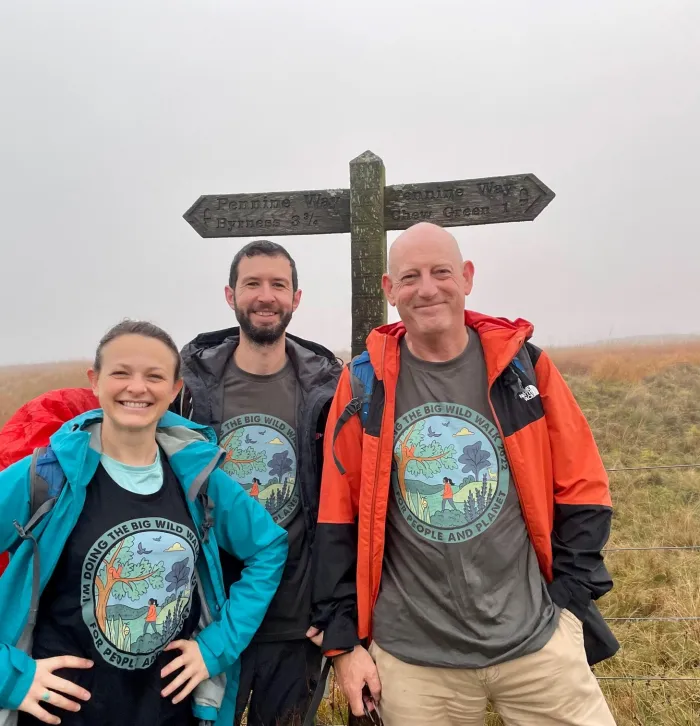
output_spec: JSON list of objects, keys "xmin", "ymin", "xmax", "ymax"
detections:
[{"xmin": 310, "ymin": 311, "xmax": 619, "ymax": 666}]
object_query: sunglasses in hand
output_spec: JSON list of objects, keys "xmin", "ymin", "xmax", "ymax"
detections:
[{"xmin": 361, "ymin": 684, "xmax": 384, "ymax": 725}]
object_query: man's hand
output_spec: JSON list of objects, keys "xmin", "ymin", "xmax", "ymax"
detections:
[
  {"xmin": 306, "ymin": 626, "xmax": 324, "ymax": 647},
  {"xmin": 18, "ymin": 656, "xmax": 93, "ymax": 725},
  {"xmin": 333, "ymin": 645, "xmax": 381, "ymax": 717},
  {"xmin": 161, "ymin": 639, "xmax": 210, "ymax": 704}
]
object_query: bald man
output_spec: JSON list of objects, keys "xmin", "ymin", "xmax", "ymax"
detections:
[{"xmin": 309, "ymin": 223, "xmax": 618, "ymax": 726}]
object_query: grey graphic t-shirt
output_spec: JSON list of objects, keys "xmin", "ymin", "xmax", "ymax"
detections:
[
  {"xmin": 372, "ymin": 332, "xmax": 558, "ymax": 668},
  {"xmin": 219, "ymin": 356, "xmax": 309, "ymax": 641}
]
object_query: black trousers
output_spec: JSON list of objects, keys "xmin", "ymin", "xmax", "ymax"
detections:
[{"xmin": 234, "ymin": 639, "xmax": 323, "ymax": 726}]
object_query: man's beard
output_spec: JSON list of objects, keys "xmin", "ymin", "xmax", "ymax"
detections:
[{"xmin": 236, "ymin": 306, "xmax": 293, "ymax": 346}]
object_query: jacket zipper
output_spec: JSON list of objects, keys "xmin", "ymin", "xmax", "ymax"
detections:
[
  {"xmin": 367, "ymin": 336, "xmax": 388, "ymax": 640},
  {"xmin": 486, "ymin": 343, "xmax": 540, "ymax": 564}
]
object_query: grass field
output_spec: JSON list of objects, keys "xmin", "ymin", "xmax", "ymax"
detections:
[
  {"xmin": 1, "ymin": 341, "xmax": 699, "ymax": 724},
  {"xmin": 0, "ymin": 360, "xmax": 89, "ymax": 425}
]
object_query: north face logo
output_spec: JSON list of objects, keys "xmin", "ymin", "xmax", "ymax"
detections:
[{"xmin": 518, "ymin": 385, "xmax": 540, "ymax": 402}]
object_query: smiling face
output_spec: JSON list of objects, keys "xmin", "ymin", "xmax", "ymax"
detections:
[
  {"xmin": 87, "ymin": 334, "xmax": 183, "ymax": 434},
  {"xmin": 382, "ymin": 223, "xmax": 475, "ymax": 340},
  {"xmin": 225, "ymin": 253, "xmax": 301, "ymax": 346}
]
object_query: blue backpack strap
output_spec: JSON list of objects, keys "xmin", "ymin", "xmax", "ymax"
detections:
[
  {"xmin": 350, "ymin": 350, "xmax": 375, "ymax": 427},
  {"xmin": 13, "ymin": 445, "xmax": 66, "ymax": 642},
  {"xmin": 331, "ymin": 351, "xmax": 376, "ymax": 475},
  {"xmin": 29, "ymin": 445, "xmax": 65, "ymax": 517}
]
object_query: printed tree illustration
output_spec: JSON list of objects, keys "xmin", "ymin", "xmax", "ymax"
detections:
[
  {"xmin": 464, "ymin": 491, "xmax": 478, "ymax": 521},
  {"xmin": 95, "ymin": 537, "xmax": 165, "ymax": 632},
  {"xmin": 268, "ymin": 450, "xmax": 294, "ymax": 484},
  {"xmin": 462, "ymin": 478, "xmax": 495, "ymax": 522},
  {"xmin": 458, "ymin": 442, "xmax": 492, "ymax": 483},
  {"xmin": 477, "ymin": 472, "xmax": 493, "ymax": 512},
  {"xmin": 393, "ymin": 420, "xmax": 457, "ymax": 501},
  {"xmin": 165, "ymin": 557, "xmax": 191, "ymax": 629},
  {"xmin": 221, "ymin": 429, "xmax": 266, "ymax": 478},
  {"xmin": 162, "ymin": 611, "xmax": 174, "ymax": 643},
  {"xmin": 266, "ymin": 491, "xmax": 279, "ymax": 513}
]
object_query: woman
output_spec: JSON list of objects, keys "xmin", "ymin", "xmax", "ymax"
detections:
[{"xmin": 0, "ymin": 320, "xmax": 288, "ymax": 726}]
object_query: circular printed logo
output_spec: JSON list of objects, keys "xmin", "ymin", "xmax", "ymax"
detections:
[
  {"xmin": 220, "ymin": 414, "xmax": 299, "ymax": 526},
  {"xmin": 81, "ymin": 518, "xmax": 199, "ymax": 670},
  {"xmin": 392, "ymin": 403, "xmax": 509, "ymax": 544}
]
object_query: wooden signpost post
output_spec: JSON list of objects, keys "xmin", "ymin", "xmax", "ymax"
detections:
[{"xmin": 184, "ymin": 150, "xmax": 555, "ymax": 357}]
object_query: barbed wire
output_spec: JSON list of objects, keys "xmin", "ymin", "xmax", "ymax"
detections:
[
  {"xmin": 604, "ymin": 616, "xmax": 700, "ymax": 622},
  {"xmin": 603, "ymin": 545, "xmax": 700, "ymax": 552},
  {"xmin": 597, "ymin": 676, "xmax": 700, "ymax": 682},
  {"xmin": 606, "ymin": 463, "xmax": 699, "ymax": 472}
]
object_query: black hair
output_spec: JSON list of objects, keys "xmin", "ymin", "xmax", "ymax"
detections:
[
  {"xmin": 94, "ymin": 320, "xmax": 181, "ymax": 380},
  {"xmin": 229, "ymin": 240, "xmax": 298, "ymax": 292}
]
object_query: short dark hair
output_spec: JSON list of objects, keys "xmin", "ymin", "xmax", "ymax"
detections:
[
  {"xmin": 229, "ymin": 240, "xmax": 298, "ymax": 292},
  {"xmin": 94, "ymin": 319, "xmax": 181, "ymax": 380}
]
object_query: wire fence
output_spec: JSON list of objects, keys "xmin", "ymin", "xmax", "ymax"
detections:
[
  {"xmin": 604, "ymin": 546, "xmax": 700, "ymax": 552},
  {"xmin": 605, "ymin": 463, "xmax": 700, "ymax": 472},
  {"xmin": 594, "ymin": 462, "xmax": 700, "ymax": 682}
]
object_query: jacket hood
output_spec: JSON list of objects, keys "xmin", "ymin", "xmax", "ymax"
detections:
[
  {"xmin": 49, "ymin": 409, "xmax": 223, "ymax": 494},
  {"xmin": 180, "ymin": 326, "xmax": 342, "ymax": 394},
  {"xmin": 366, "ymin": 310, "xmax": 535, "ymax": 383}
]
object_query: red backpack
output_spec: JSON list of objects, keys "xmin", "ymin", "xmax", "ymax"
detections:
[{"xmin": 0, "ymin": 388, "xmax": 98, "ymax": 575}]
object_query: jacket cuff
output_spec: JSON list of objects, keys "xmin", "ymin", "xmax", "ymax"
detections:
[
  {"xmin": 195, "ymin": 628, "xmax": 226, "ymax": 680},
  {"xmin": 321, "ymin": 613, "xmax": 360, "ymax": 656},
  {"xmin": 2, "ymin": 648, "xmax": 36, "ymax": 710},
  {"xmin": 548, "ymin": 577, "xmax": 592, "ymax": 622}
]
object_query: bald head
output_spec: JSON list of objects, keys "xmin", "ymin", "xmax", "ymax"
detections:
[
  {"xmin": 382, "ymin": 222, "xmax": 475, "ymax": 349},
  {"xmin": 388, "ymin": 223, "xmax": 463, "ymax": 278}
]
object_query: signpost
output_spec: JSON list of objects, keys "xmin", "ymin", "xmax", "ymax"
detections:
[{"xmin": 184, "ymin": 150, "xmax": 555, "ymax": 356}]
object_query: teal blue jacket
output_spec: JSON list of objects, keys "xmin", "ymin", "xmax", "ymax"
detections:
[{"xmin": 0, "ymin": 409, "xmax": 288, "ymax": 725}]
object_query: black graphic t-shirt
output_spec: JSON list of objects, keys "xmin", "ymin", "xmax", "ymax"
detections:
[
  {"xmin": 372, "ymin": 332, "xmax": 557, "ymax": 668},
  {"xmin": 22, "ymin": 454, "xmax": 201, "ymax": 726},
  {"xmin": 218, "ymin": 356, "xmax": 309, "ymax": 641}
]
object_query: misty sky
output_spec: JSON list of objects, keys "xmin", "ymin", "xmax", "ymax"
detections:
[{"xmin": 1, "ymin": 0, "xmax": 698, "ymax": 366}]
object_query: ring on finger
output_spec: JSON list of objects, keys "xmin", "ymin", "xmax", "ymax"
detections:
[{"xmin": 41, "ymin": 691, "xmax": 51, "ymax": 702}]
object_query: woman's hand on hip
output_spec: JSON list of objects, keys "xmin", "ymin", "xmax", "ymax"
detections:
[
  {"xmin": 161, "ymin": 639, "xmax": 210, "ymax": 704},
  {"xmin": 18, "ymin": 656, "xmax": 93, "ymax": 725}
]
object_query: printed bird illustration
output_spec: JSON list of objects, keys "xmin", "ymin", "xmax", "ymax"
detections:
[
  {"xmin": 245, "ymin": 434, "xmax": 258, "ymax": 444},
  {"xmin": 153, "ymin": 536, "xmax": 162, "ymax": 541},
  {"xmin": 258, "ymin": 430, "xmax": 265, "ymax": 436},
  {"xmin": 442, "ymin": 421, "xmax": 450, "ymax": 427},
  {"xmin": 427, "ymin": 426, "xmax": 441, "ymax": 438},
  {"xmin": 137, "ymin": 542, "xmax": 152, "ymax": 555}
]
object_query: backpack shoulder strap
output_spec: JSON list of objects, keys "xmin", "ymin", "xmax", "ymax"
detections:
[
  {"xmin": 507, "ymin": 343, "xmax": 541, "ymax": 402},
  {"xmin": 511, "ymin": 342, "xmax": 537, "ymax": 383},
  {"xmin": 30, "ymin": 445, "xmax": 66, "ymax": 517},
  {"xmin": 331, "ymin": 352, "xmax": 377, "ymax": 475},
  {"xmin": 350, "ymin": 350, "xmax": 376, "ymax": 427},
  {"xmin": 29, "ymin": 446, "xmax": 50, "ymax": 519},
  {"xmin": 302, "ymin": 656, "xmax": 332, "ymax": 726},
  {"xmin": 13, "ymin": 445, "xmax": 66, "ymax": 637}
]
